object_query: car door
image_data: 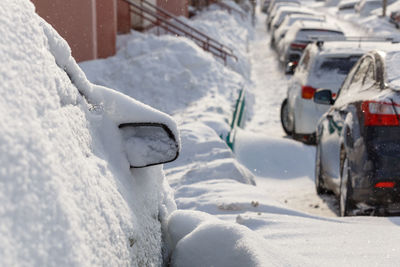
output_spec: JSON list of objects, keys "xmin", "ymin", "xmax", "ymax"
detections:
[
  {"xmin": 320, "ymin": 56, "xmax": 374, "ymax": 191},
  {"xmin": 287, "ymin": 49, "xmax": 312, "ymax": 128}
]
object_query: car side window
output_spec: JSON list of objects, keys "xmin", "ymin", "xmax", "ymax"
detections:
[
  {"xmin": 298, "ymin": 50, "xmax": 311, "ymax": 72},
  {"xmin": 361, "ymin": 62, "xmax": 375, "ymax": 89},
  {"xmin": 349, "ymin": 58, "xmax": 370, "ymax": 88},
  {"xmin": 337, "ymin": 58, "xmax": 362, "ymax": 97},
  {"xmin": 336, "ymin": 57, "xmax": 371, "ymax": 104}
]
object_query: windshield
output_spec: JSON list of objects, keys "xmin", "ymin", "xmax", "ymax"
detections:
[{"xmin": 315, "ymin": 56, "xmax": 360, "ymax": 76}]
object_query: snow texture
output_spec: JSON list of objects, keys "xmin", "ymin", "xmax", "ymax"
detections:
[
  {"xmin": 0, "ymin": 1, "xmax": 177, "ymax": 266},
  {"xmin": 6, "ymin": 0, "xmax": 400, "ymax": 266}
]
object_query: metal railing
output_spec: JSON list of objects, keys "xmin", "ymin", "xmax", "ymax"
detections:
[
  {"xmin": 226, "ymin": 88, "xmax": 246, "ymax": 150},
  {"xmin": 123, "ymin": 0, "xmax": 237, "ymax": 64}
]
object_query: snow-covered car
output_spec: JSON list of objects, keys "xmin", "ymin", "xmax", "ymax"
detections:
[
  {"xmin": 280, "ymin": 40, "xmax": 392, "ymax": 143},
  {"xmin": 354, "ymin": 0, "xmax": 382, "ymax": 16},
  {"xmin": 314, "ymin": 46, "xmax": 400, "ymax": 216},
  {"xmin": 269, "ymin": 8, "xmax": 317, "ymax": 38},
  {"xmin": 261, "ymin": 0, "xmax": 272, "ymax": 13},
  {"xmin": 1, "ymin": 1, "xmax": 180, "ymax": 265},
  {"xmin": 276, "ymin": 20, "xmax": 344, "ymax": 66},
  {"xmin": 266, "ymin": 2, "xmax": 301, "ymax": 29},
  {"xmin": 266, "ymin": 0, "xmax": 301, "ymax": 15},
  {"xmin": 271, "ymin": 13, "xmax": 326, "ymax": 48},
  {"xmin": 276, "ymin": 21, "xmax": 343, "ymax": 65},
  {"xmin": 390, "ymin": 10, "xmax": 400, "ymax": 28},
  {"xmin": 337, "ymin": 0, "xmax": 358, "ymax": 13}
]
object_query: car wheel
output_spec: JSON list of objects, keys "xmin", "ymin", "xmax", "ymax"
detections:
[
  {"xmin": 315, "ymin": 141, "xmax": 327, "ymax": 195},
  {"xmin": 339, "ymin": 152, "xmax": 354, "ymax": 216},
  {"xmin": 280, "ymin": 98, "xmax": 293, "ymax": 135}
]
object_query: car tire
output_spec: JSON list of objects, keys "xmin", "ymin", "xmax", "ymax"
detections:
[
  {"xmin": 315, "ymin": 141, "xmax": 327, "ymax": 195},
  {"xmin": 280, "ymin": 98, "xmax": 293, "ymax": 136},
  {"xmin": 339, "ymin": 152, "xmax": 354, "ymax": 216}
]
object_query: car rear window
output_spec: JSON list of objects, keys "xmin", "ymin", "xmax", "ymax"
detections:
[
  {"xmin": 315, "ymin": 56, "xmax": 360, "ymax": 76},
  {"xmin": 296, "ymin": 29, "xmax": 344, "ymax": 42}
]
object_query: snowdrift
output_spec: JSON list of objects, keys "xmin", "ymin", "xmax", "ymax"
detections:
[{"xmin": 0, "ymin": 1, "xmax": 176, "ymax": 265}]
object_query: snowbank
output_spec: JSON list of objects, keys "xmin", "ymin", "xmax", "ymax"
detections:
[
  {"xmin": 167, "ymin": 210, "xmax": 308, "ymax": 267},
  {"xmin": 0, "ymin": 1, "xmax": 176, "ymax": 265}
]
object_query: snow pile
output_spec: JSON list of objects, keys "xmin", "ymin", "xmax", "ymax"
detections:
[
  {"xmin": 0, "ymin": 1, "xmax": 176, "ymax": 265},
  {"xmin": 167, "ymin": 210, "xmax": 308, "ymax": 267},
  {"xmin": 180, "ymin": 7, "xmax": 253, "ymax": 78}
]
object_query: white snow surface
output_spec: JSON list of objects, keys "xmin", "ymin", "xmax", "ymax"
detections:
[
  {"xmin": 0, "ymin": 1, "xmax": 177, "ymax": 266},
  {"xmin": 6, "ymin": 0, "xmax": 400, "ymax": 266}
]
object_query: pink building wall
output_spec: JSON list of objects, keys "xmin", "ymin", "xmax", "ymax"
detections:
[
  {"xmin": 31, "ymin": 0, "xmax": 189, "ymax": 62},
  {"xmin": 157, "ymin": 0, "xmax": 188, "ymax": 17},
  {"xmin": 31, "ymin": 0, "xmax": 117, "ymax": 62},
  {"xmin": 96, "ymin": 0, "xmax": 117, "ymax": 58},
  {"xmin": 117, "ymin": 0, "xmax": 132, "ymax": 34}
]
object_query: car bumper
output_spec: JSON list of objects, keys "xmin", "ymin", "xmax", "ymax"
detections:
[{"xmin": 351, "ymin": 184, "xmax": 400, "ymax": 215}]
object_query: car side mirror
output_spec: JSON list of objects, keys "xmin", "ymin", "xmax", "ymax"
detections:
[
  {"xmin": 285, "ymin": 61, "xmax": 297, "ymax": 75},
  {"xmin": 314, "ymin": 89, "xmax": 334, "ymax": 105},
  {"xmin": 119, "ymin": 123, "xmax": 179, "ymax": 168}
]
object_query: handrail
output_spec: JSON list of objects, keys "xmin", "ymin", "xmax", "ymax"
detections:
[
  {"xmin": 139, "ymin": 0, "xmax": 235, "ymax": 55},
  {"xmin": 123, "ymin": 0, "xmax": 238, "ymax": 64},
  {"xmin": 226, "ymin": 88, "xmax": 246, "ymax": 150}
]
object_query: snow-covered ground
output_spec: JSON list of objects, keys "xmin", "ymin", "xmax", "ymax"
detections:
[
  {"xmin": 162, "ymin": 4, "xmax": 400, "ymax": 266},
  {"xmin": 4, "ymin": 0, "xmax": 400, "ymax": 266}
]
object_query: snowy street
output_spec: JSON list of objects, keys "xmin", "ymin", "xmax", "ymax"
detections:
[
  {"xmin": 163, "ymin": 5, "xmax": 400, "ymax": 266},
  {"xmin": 237, "ymin": 9, "xmax": 338, "ymax": 217}
]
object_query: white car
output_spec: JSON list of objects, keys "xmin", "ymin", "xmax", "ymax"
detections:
[
  {"xmin": 266, "ymin": 2, "xmax": 301, "ymax": 29},
  {"xmin": 276, "ymin": 20, "xmax": 344, "ymax": 66},
  {"xmin": 271, "ymin": 13, "xmax": 326, "ymax": 48},
  {"xmin": 266, "ymin": 0, "xmax": 301, "ymax": 15},
  {"xmin": 280, "ymin": 39, "xmax": 395, "ymax": 143},
  {"xmin": 269, "ymin": 8, "xmax": 317, "ymax": 38}
]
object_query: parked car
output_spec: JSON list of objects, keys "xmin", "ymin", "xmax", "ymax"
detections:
[
  {"xmin": 354, "ymin": 0, "xmax": 382, "ymax": 16},
  {"xmin": 1, "ymin": 2, "xmax": 181, "ymax": 265},
  {"xmin": 261, "ymin": 0, "xmax": 272, "ymax": 13},
  {"xmin": 280, "ymin": 39, "xmax": 393, "ymax": 143},
  {"xmin": 337, "ymin": 0, "xmax": 358, "ymax": 13},
  {"xmin": 267, "ymin": 0, "xmax": 301, "ymax": 15},
  {"xmin": 269, "ymin": 8, "xmax": 317, "ymax": 39},
  {"xmin": 314, "ymin": 46, "xmax": 400, "ymax": 216},
  {"xmin": 271, "ymin": 13, "xmax": 326, "ymax": 48},
  {"xmin": 276, "ymin": 20, "xmax": 344, "ymax": 66},
  {"xmin": 390, "ymin": 10, "xmax": 400, "ymax": 28},
  {"xmin": 266, "ymin": 2, "xmax": 301, "ymax": 30}
]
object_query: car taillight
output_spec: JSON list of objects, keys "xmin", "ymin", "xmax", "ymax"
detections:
[
  {"xmin": 375, "ymin": 182, "xmax": 395, "ymax": 188},
  {"xmin": 301, "ymin": 85, "xmax": 316, "ymax": 99},
  {"xmin": 361, "ymin": 101, "xmax": 400, "ymax": 126},
  {"xmin": 290, "ymin": 42, "xmax": 307, "ymax": 50}
]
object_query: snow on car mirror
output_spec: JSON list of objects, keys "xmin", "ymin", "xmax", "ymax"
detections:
[
  {"xmin": 119, "ymin": 123, "xmax": 179, "ymax": 168},
  {"xmin": 314, "ymin": 89, "xmax": 334, "ymax": 105}
]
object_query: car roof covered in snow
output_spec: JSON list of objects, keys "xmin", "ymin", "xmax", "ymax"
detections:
[
  {"xmin": 285, "ymin": 13, "xmax": 326, "ymax": 21},
  {"xmin": 383, "ymin": 49, "xmax": 400, "ymax": 90},
  {"xmin": 290, "ymin": 20, "xmax": 342, "ymax": 32},
  {"xmin": 283, "ymin": 20, "xmax": 343, "ymax": 42},
  {"xmin": 307, "ymin": 40, "xmax": 400, "ymax": 58}
]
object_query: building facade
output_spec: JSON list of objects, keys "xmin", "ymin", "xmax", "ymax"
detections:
[{"xmin": 31, "ymin": 0, "xmax": 188, "ymax": 62}]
